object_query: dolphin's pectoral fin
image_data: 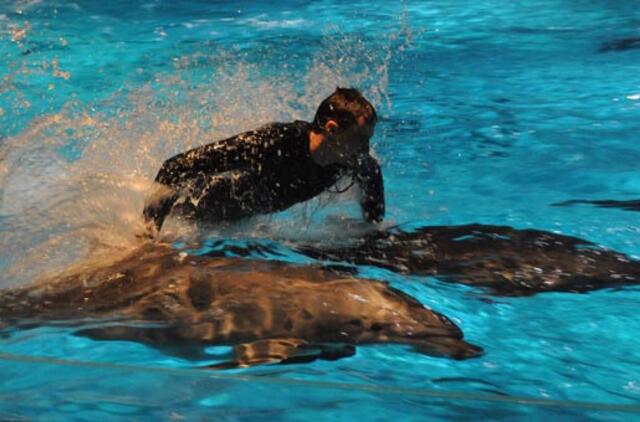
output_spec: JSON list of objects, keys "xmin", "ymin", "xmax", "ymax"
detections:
[
  {"xmin": 205, "ymin": 338, "xmax": 310, "ymax": 369},
  {"xmin": 204, "ymin": 339, "xmax": 356, "ymax": 370},
  {"xmin": 411, "ymin": 337, "xmax": 483, "ymax": 360}
]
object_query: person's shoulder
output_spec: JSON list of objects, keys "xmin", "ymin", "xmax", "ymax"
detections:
[
  {"xmin": 254, "ymin": 120, "xmax": 311, "ymax": 136},
  {"xmin": 237, "ymin": 120, "xmax": 311, "ymax": 146}
]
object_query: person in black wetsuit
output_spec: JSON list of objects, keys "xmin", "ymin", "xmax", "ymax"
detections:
[{"xmin": 142, "ymin": 88, "xmax": 385, "ymax": 236}]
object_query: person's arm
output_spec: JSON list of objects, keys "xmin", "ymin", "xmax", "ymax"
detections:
[
  {"xmin": 142, "ymin": 138, "xmax": 243, "ymax": 235},
  {"xmin": 354, "ymin": 154, "xmax": 385, "ymax": 223},
  {"xmin": 153, "ymin": 138, "xmax": 240, "ymax": 187},
  {"xmin": 142, "ymin": 185, "xmax": 178, "ymax": 236}
]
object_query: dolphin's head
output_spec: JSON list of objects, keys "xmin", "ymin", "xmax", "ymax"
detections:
[{"xmin": 358, "ymin": 285, "xmax": 483, "ymax": 360}]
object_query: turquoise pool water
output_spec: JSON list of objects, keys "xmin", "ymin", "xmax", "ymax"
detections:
[{"xmin": 1, "ymin": 0, "xmax": 640, "ymax": 419}]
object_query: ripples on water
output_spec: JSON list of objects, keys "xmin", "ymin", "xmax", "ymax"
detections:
[{"xmin": 1, "ymin": 0, "xmax": 640, "ymax": 419}]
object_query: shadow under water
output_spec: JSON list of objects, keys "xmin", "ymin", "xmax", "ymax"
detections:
[
  {"xmin": 0, "ymin": 242, "xmax": 481, "ymax": 369},
  {"xmin": 598, "ymin": 36, "xmax": 640, "ymax": 53},
  {"xmin": 295, "ymin": 224, "xmax": 640, "ymax": 296},
  {"xmin": 553, "ymin": 199, "xmax": 640, "ymax": 212}
]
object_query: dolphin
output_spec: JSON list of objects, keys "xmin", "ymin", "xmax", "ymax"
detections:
[
  {"xmin": 0, "ymin": 243, "xmax": 481, "ymax": 368},
  {"xmin": 296, "ymin": 224, "xmax": 640, "ymax": 296},
  {"xmin": 553, "ymin": 199, "xmax": 640, "ymax": 212},
  {"xmin": 599, "ymin": 36, "xmax": 640, "ymax": 53}
]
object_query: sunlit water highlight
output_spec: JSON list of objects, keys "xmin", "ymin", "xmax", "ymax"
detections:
[{"xmin": 1, "ymin": 0, "xmax": 640, "ymax": 419}]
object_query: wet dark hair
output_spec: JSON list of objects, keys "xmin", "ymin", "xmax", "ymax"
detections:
[{"xmin": 312, "ymin": 87, "xmax": 377, "ymax": 133}]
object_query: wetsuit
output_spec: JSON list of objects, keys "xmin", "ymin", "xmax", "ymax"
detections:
[{"xmin": 143, "ymin": 120, "xmax": 385, "ymax": 231}]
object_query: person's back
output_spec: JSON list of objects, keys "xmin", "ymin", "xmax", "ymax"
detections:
[{"xmin": 143, "ymin": 88, "xmax": 385, "ymax": 236}]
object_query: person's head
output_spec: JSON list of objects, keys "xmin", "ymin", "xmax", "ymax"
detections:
[{"xmin": 309, "ymin": 88, "xmax": 377, "ymax": 166}]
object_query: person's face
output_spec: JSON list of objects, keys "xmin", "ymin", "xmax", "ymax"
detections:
[{"xmin": 314, "ymin": 119, "xmax": 375, "ymax": 166}]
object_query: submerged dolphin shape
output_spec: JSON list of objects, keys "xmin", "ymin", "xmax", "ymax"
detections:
[
  {"xmin": 0, "ymin": 243, "xmax": 481, "ymax": 368},
  {"xmin": 599, "ymin": 37, "xmax": 640, "ymax": 53},
  {"xmin": 296, "ymin": 224, "xmax": 640, "ymax": 296},
  {"xmin": 553, "ymin": 199, "xmax": 640, "ymax": 212}
]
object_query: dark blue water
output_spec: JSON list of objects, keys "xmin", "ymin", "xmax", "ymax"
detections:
[{"xmin": 1, "ymin": 0, "xmax": 640, "ymax": 420}]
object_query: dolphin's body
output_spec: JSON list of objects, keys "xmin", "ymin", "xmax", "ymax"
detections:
[
  {"xmin": 297, "ymin": 224, "xmax": 640, "ymax": 296},
  {"xmin": 0, "ymin": 243, "xmax": 480, "ymax": 368},
  {"xmin": 599, "ymin": 37, "xmax": 640, "ymax": 52},
  {"xmin": 554, "ymin": 199, "xmax": 640, "ymax": 212}
]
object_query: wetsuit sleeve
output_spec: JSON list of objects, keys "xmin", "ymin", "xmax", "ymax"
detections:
[
  {"xmin": 153, "ymin": 139, "xmax": 241, "ymax": 187},
  {"xmin": 354, "ymin": 155, "xmax": 385, "ymax": 223},
  {"xmin": 142, "ymin": 187, "xmax": 178, "ymax": 235}
]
